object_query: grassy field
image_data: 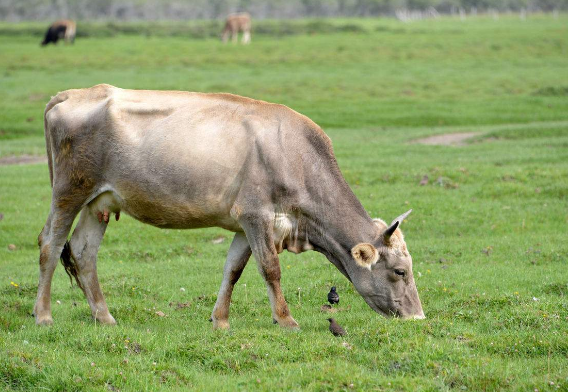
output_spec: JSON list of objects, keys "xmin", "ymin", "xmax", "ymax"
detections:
[{"xmin": 1, "ymin": 15, "xmax": 568, "ymax": 391}]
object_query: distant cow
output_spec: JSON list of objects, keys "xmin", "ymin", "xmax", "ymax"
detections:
[
  {"xmin": 33, "ymin": 84, "xmax": 425, "ymax": 329},
  {"xmin": 41, "ymin": 20, "xmax": 76, "ymax": 46},
  {"xmin": 222, "ymin": 13, "xmax": 251, "ymax": 44}
]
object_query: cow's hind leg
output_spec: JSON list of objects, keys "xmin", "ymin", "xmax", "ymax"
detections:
[
  {"xmin": 34, "ymin": 206, "xmax": 80, "ymax": 325},
  {"xmin": 211, "ymin": 232, "xmax": 251, "ymax": 330},
  {"xmin": 67, "ymin": 207, "xmax": 116, "ymax": 324},
  {"xmin": 222, "ymin": 28, "xmax": 230, "ymax": 43},
  {"xmin": 240, "ymin": 213, "xmax": 299, "ymax": 329}
]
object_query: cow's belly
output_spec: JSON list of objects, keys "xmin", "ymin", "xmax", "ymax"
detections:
[
  {"xmin": 119, "ymin": 190, "xmax": 240, "ymax": 231},
  {"xmin": 89, "ymin": 178, "xmax": 242, "ymax": 231}
]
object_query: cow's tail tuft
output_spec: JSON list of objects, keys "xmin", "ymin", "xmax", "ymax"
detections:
[{"xmin": 60, "ymin": 241, "xmax": 83, "ymax": 290}]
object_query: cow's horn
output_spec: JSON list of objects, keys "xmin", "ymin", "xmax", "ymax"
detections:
[{"xmin": 384, "ymin": 209, "xmax": 412, "ymax": 240}]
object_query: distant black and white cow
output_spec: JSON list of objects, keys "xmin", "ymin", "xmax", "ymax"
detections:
[
  {"xmin": 34, "ymin": 84, "xmax": 425, "ymax": 329},
  {"xmin": 41, "ymin": 20, "xmax": 76, "ymax": 46}
]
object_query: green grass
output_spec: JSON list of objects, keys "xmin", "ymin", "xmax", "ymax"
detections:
[{"xmin": 1, "ymin": 15, "xmax": 568, "ymax": 391}]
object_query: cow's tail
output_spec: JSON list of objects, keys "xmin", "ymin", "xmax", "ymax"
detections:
[
  {"xmin": 44, "ymin": 93, "xmax": 64, "ymax": 187},
  {"xmin": 60, "ymin": 241, "xmax": 83, "ymax": 290},
  {"xmin": 44, "ymin": 93, "xmax": 83, "ymax": 289}
]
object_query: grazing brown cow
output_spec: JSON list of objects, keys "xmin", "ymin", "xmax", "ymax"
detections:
[
  {"xmin": 41, "ymin": 20, "xmax": 76, "ymax": 46},
  {"xmin": 34, "ymin": 84, "xmax": 425, "ymax": 329},
  {"xmin": 222, "ymin": 13, "xmax": 251, "ymax": 44}
]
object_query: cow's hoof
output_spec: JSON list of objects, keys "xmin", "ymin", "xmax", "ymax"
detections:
[
  {"xmin": 95, "ymin": 313, "xmax": 116, "ymax": 325},
  {"xmin": 275, "ymin": 316, "xmax": 299, "ymax": 330},
  {"xmin": 211, "ymin": 318, "xmax": 230, "ymax": 330},
  {"xmin": 35, "ymin": 315, "xmax": 54, "ymax": 326}
]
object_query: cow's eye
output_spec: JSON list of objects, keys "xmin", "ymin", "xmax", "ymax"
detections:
[{"xmin": 394, "ymin": 269, "xmax": 406, "ymax": 277}]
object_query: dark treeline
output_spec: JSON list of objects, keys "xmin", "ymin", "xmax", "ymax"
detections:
[{"xmin": 1, "ymin": 0, "xmax": 566, "ymax": 21}]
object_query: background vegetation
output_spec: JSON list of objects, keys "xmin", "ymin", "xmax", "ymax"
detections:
[
  {"xmin": 1, "ymin": 15, "xmax": 567, "ymax": 391},
  {"xmin": 1, "ymin": 0, "xmax": 567, "ymax": 21}
]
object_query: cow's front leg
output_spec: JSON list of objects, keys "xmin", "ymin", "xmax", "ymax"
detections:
[
  {"xmin": 211, "ymin": 232, "xmax": 251, "ymax": 330},
  {"xmin": 240, "ymin": 214, "xmax": 299, "ymax": 329}
]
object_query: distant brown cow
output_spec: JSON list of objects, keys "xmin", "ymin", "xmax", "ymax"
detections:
[
  {"xmin": 222, "ymin": 13, "xmax": 251, "ymax": 44},
  {"xmin": 41, "ymin": 20, "xmax": 76, "ymax": 46}
]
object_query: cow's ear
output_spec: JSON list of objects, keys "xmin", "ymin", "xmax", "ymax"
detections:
[{"xmin": 351, "ymin": 243, "xmax": 379, "ymax": 270}]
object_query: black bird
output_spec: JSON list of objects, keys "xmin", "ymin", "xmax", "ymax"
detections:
[
  {"xmin": 327, "ymin": 318, "xmax": 346, "ymax": 337},
  {"xmin": 328, "ymin": 286, "xmax": 339, "ymax": 305}
]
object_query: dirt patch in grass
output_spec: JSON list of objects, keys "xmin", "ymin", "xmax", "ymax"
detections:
[
  {"xmin": 412, "ymin": 132, "xmax": 479, "ymax": 146},
  {"xmin": 0, "ymin": 155, "xmax": 47, "ymax": 166}
]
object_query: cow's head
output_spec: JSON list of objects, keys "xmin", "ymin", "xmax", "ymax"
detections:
[{"xmin": 350, "ymin": 210, "xmax": 425, "ymax": 319}]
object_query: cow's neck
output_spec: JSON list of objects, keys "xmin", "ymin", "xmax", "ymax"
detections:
[{"xmin": 299, "ymin": 170, "xmax": 379, "ymax": 277}]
